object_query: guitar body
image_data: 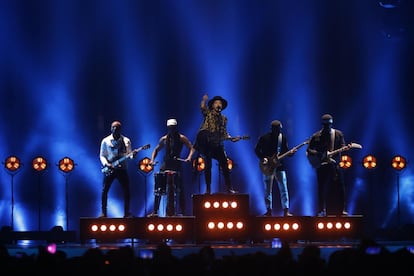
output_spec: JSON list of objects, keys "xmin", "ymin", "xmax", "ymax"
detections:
[
  {"xmin": 306, "ymin": 153, "xmax": 329, "ymax": 169},
  {"xmin": 194, "ymin": 130, "xmax": 250, "ymax": 154},
  {"xmin": 259, "ymin": 154, "xmax": 278, "ymax": 176},
  {"xmin": 307, "ymin": 142, "xmax": 362, "ymax": 169},
  {"xmin": 102, "ymin": 144, "xmax": 150, "ymax": 176},
  {"xmin": 259, "ymin": 140, "xmax": 309, "ymax": 175}
]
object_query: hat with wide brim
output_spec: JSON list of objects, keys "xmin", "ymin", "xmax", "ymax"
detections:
[{"xmin": 208, "ymin": 96, "xmax": 228, "ymax": 110}]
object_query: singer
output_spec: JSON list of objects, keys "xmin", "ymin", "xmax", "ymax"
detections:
[{"xmin": 194, "ymin": 94, "xmax": 241, "ymax": 194}]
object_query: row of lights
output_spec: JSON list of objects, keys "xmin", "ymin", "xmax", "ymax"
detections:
[
  {"xmin": 3, "ymin": 156, "xmax": 76, "ymax": 173},
  {"xmin": 3, "ymin": 154, "xmax": 407, "ymax": 174},
  {"xmin": 2, "ymin": 155, "xmax": 211, "ymax": 174},
  {"xmin": 81, "ymin": 216, "xmax": 361, "ymax": 243},
  {"xmin": 339, "ymin": 154, "xmax": 407, "ymax": 171}
]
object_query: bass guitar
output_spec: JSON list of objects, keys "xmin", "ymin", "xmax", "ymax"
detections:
[
  {"xmin": 102, "ymin": 144, "xmax": 150, "ymax": 176},
  {"xmin": 259, "ymin": 140, "xmax": 309, "ymax": 176},
  {"xmin": 307, "ymin": 142, "xmax": 362, "ymax": 169}
]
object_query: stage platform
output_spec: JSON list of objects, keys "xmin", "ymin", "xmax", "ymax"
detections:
[
  {"xmin": 2, "ymin": 215, "xmax": 413, "ymax": 262},
  {"xmin": 2, "ymin": 193, "xmax": 413, "ymax": 264}
]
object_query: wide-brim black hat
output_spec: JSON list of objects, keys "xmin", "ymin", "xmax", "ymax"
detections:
[{"xmin": 208, "ymin": 96, "xmax": 228, "ymax": 110}]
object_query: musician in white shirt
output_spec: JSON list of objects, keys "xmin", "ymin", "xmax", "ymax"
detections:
[{"xmin": 99, "ymin": 120, "xmax": 135, "ymax": 218}]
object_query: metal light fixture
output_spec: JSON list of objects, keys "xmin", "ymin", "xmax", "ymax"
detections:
[
  {"xmin": 339, "ymin": 155, "xmax": 352, "ymax": 169},
  {"xmin": 391, "ymin": 155, "xmax": 407, "ymax": 171},
  {"xmin": 32, "ymin": 156, "xmax": 47, "ymax": 231},
  {"xmin": 5, "ymin": 156, "xmax": 21, "ymax": 172},
  {"xmin": 391, "ymin": 155, "xmax": 407, "ymax": 226},
  {"xmin": 362, "ymin": 155, "xmax": 377, "ymax": 170},
  {"xmin": 139, "ymin": 157, "xmax": 154, "ymax": 174},
  {"xmin": 32, "ymin": 156, "xmax": 47, "ymax": 171},
  {"xmin": 3, "ymin": 156, "xmax": 22, "ymax": 230},
  {"xmin": 58, "ymin": 157, "xmax": 75, "ymax": 173},
  {"xmin": 57, "ymin": 157, "xmax": 76, "ymax": 231},
  {"xmin": 138, "ymin": 157, "xmax": 154, "ymax": 215},
  {"xmin": 192, "ymin": 156, "xmax": 206, "ymax": 172}
]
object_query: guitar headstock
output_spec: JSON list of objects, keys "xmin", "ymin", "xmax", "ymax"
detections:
[{"xmin": 349, "ymin": 142, "xmax": 362, "ymax": 149}]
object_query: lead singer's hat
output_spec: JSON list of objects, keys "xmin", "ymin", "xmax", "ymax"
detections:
[{"xmin": 208, "ymin": 96, "xmax": 228, "ymax": 110}]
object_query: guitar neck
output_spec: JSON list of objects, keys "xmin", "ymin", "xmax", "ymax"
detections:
[
  {"xmin": 113, "ymin": 152, "xmax": 133, "ymax": 166},
  {"xmin": 277, "ymin": 140, "xmax": 309, "ymax": 160},
  {"xmin": 112, "ymin": 145, "xmax": 147, "ymax": 166},
  {"xmin": 327, "ymin": 143, "xmax": 362, "ymax": 157},
  {"xmin": 328, "ymin": 147, "xmax": 347, "ymax": 157},
  {"xmin": 225, "ymin": 135, "xmax": 250, "ymax": 141}
]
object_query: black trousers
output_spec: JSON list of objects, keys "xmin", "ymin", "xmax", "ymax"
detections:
[
  {"xmin": 101, "ymin": 169, "xmax": 131, "ymax": 216},
  {"xmin": 316, "ymin": 164, "xmax": 345, "ymax": 214},
  {"xmin": 203, "ymin": 144, "xmax": 232, "ymax": 192}
]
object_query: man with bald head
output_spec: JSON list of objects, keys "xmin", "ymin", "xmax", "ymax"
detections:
[{"xmin": 99, "ymin": 120, "xmax": 135, "ymax": 218}]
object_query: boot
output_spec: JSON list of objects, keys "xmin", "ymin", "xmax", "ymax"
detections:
[
  {"xmin": 264, "ymin": 208, "xmax": 272, "ymax": 216},
  {"xmin": 284, "ymin": 208, "xmax": 293, "ymax": 217}
]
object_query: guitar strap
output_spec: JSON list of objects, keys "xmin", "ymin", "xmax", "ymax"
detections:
[
  {"xmin": 330, "ymin": 128, "xmax": 335, "ymax": 151},
  {"xmin": 277, "ymin": 133, "xmax": 282, "ymax": 154}
]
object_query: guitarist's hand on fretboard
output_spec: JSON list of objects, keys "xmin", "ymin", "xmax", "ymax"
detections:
[
  {"xmin": 289, "ymin": 148, "xmax": 298, "ymax": 156},
  {"xmin": 230, "ymin": 136, "xmax": 241, "ymax": 142},
  {"xmin": 227, "ymin": 135, "xmax": 250, "ymax": 142}
]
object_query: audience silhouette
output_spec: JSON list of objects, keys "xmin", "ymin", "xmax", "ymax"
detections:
[{"xmin": 1, "ymin": 239, "xmax": 413, "ymax": 274}]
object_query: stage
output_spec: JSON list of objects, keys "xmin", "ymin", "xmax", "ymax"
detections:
[{"xmin": 2, "ymin": 193, "xmax": 413, "ymax": 263}]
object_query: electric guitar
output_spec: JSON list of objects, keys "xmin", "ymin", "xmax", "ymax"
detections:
[
  {"xmin": 259, "ymin": 140, "xmax": 309, "ymax": 176},
  {"xmin": 224, "ymin": 135, "xmax": 250, "ymax": 142},
  {"xmin": 194, "ymin": 129, "xmax": 249, "ymax": 154},
  {"xmin": 101, "ymin": 144, "xmax": 150, "ymax": 176},
  {"xmin": 307, "ymin": 142, "xmax": 362, "ymax": 169}
]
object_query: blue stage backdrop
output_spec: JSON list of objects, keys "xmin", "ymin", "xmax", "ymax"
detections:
[{"xmin": 0, "ymin": 1, "xmax": 413, "ymax": 239}]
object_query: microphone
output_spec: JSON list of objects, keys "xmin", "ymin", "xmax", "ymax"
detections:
[{"xmin": 217, "ymin": 107, "xmax": 222, "ymax": 112}]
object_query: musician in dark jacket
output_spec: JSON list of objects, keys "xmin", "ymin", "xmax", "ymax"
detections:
[
  {"xmin": 194, "ymin": 94, "xmax": 241, "ymax": 194},
  {"xmin": 306, "ymin": 114, "xmax": 348, "ymax": 217},
  {"xmin": 148, "ymin": 118, "xmax": 195, "ymax": 217},
  {"xmin": 255, "ymin": 120, "xmax": 296, "ymax": 217},
  {"xmin": 99, "ymin": 120, "xmax": 136, "ymax": 218}
]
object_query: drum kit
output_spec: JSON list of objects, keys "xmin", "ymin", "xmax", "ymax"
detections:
[{"xmin": 154, "ymin": 170, "xmax": 180, "ymax": 216}]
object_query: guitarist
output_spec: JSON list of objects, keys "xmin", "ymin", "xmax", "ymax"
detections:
[
  {"xmin": 99, "ymin": 120, "xmax": 136, "ymax": 218},
  {"xmin": 306, "ymin": 114, "xmax": 348, "ymax": 217},
  {"xmin": 194, "ymin": 94, "xmax": 240, "ymax": 194},
  {"xmin": 254, "ymin": 120, "xmax": 296, "ymax": 217}
]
